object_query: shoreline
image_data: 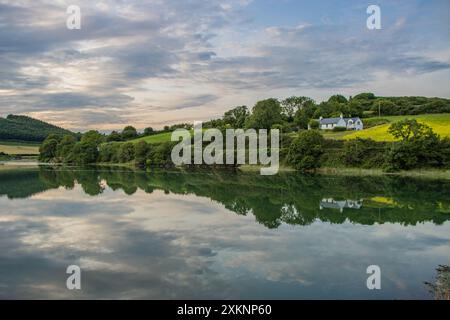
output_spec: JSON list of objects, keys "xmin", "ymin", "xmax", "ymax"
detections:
[{"xmin": 1, "ymin": 160, "xmax": 450, "ymax": 180}]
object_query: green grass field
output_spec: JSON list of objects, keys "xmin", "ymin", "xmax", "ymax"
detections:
[
  {"xmin": 326, "ymin": 114, "xmax": 450, "ymax": 141},
  {"xmin": 130, "ymin": 131, "xmax": 174, "ymax": 144},
  {"xmin": 0, "ymin": 141, "xmax": 40, "ymax": 155}
]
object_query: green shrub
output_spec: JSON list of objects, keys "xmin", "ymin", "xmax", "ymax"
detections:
[
  {"xmin": 118, "ymin": 143, "xmax": 135, "ymax": 163},
  {"xmin": 287, "ymin": 130, "xmax": 325, "ymax": 171},
  {"xmin": 342, "ymin": 138, "xmax": 386, "ymax": 168},
  {"xmin": 135, "ymin": 141, "xmax": 150, "ymax": 167}
]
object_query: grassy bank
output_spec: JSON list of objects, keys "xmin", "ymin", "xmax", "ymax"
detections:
[{"xmin": 317, "ymin": 167, "xmax": 450, "ymax": 180}]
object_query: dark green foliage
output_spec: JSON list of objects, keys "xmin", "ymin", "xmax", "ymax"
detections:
[
  {"xmin": 0, "ymin": 114, "xmax": 75, "ymax": 142},
  {"xmin": 38, "ymin": 137, "xmax": 59, "ymax": 162},
  {"xmin": 143, "ymin": 127, "xmax": 154, "ymax": 136},
  {"xmin": 149, "ymin": 142, "xmax": 176, "ymax": 166},
  {"xmin": 332, "ymin": 126, "xmax": 347, "ymax": 132},
  {"xmin": 287, "ymin": 130, "xmax": 325, "ymax": 171},
  {"xmin": 223, "ymin": 106, "xmax": 249, "ymax": 128},
  {"xmin": 118, "ymin": 143, "xmax": 135, "ymax": 163},
  {"xmin": 342, "ymin": 138, "xmax": 387, "ymax": 168},
  {"xmin": 281, "ymin": 96, "xmax": 315, "ymax": 120},
  {"xmin": 135, "ymin": 141, "xmax": 150, "ymax": 167},
  {"xmin": 328, "ymin": 94, "xmax": 348, "ymax": 104},
  {"xmin": 81, "ymin": 130, "xmax": 105, "ymax": 145},
  {"xmin": 106, "ymin": 131, "xmax": 123, "ymax": 142},
  {"xmin": 121, "ymin": 126, "xmax": 138, "ymax": 140},
  {"xmin": 385, "ymin": 120, "xmax": 445, "ymax": 171},
  {"xmin": 69, "ymin": 141, "xmax": 99, "ymax": 165},
  {"xmin": 98, "ymin": 143, "xmax": 120, "ymax": 163},
  {"xmin": 245, "ymin": 98, "xmax": 282, "ymax": 129},
  {"xmin": 56, "ymin": 135, "xmax": 77, "ymax": 160},
  {"xmin": 353, "ymin": 93, "xmax": 376, "ymax": 100}
]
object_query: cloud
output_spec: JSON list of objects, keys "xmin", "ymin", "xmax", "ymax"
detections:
[{"xmin": 0, "ymin": 0, "xmax": 449, "ymax": 130}]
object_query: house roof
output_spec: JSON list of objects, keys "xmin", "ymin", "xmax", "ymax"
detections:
[
  {"xmin": 319, "ymin": 117, "xmax": 342, "ymax": 125},
  {"xmin": 319, "ymin": 117, "xmax": 361, "ymax": 125}
]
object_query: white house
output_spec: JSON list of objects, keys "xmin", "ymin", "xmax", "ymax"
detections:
[
  {"xmin": 319, "ymin": 198, "xmax": 363, "ymax": 213},
  {"xmin": 317, "ymin": 114, "xmax": 363, "ymax": 131}
]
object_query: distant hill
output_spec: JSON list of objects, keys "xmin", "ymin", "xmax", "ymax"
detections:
[{"xmin": 0, "ymin": 114, "xmax": 75, "ymax": 143}]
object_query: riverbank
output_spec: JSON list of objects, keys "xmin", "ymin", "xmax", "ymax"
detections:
[
  {"xmin": 317, "ymin": 167, "xmax": 450, "ymax": 180},
  {"xmin": 2, "ymin": 160, "xmax": 450, "ymax": 180}
]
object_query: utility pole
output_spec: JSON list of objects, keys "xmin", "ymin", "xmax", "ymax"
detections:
[{"xmin": 378, "ymin": 101, "xmax": 381, "ymax": 118}]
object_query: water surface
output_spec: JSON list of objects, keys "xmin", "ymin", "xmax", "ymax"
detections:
[{"xmin": 0, "ymin": 166, "xmax": 449, "ymax": 299}]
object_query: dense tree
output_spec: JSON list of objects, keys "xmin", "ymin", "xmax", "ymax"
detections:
[
  {"xmin": 135, "ymin": 141, "xmax": 150, "ymax": 167},
  {"xmin": 81, "ymin": 130, "xmax": 105, "ymax": 145},
  {"xmin": 287, "ymin": 130, "xmax": 325, "ymax": 171},
  {"xmin": 56, "ymin": 135, "xmax": 77, "ymax": 160},
  {"xmin": 385, "ymin": 120, "xmax": 443, "ymax": 171},
  {"xmin": 342, "ymin": 138, "xmax": 386, "ymax": 168},
  {"xmin": 281, "ymin": 96, "xmax": 314, "ymax": 120},
  {"xmin": 223, "ymin": 106, "xmax": 249, "ymax": 128},
  {"xmin": 143, "ymin": 127, "xmax": 154, "ymax": 136},
  {"xmin": 39, "ymin": 137, "xmax": 59, "ymax": 162},
  {"xmin": 122, "ymin": 126, "xmax": 138, "ymax": 140},
  {"xmin": 118, "ymin": 143, "xmax": 135, "ymax": 163},
  {"xmin": 106, "ymin": 131, "xmax": 123, "ymax": 142},
  {"xmin": 150, "ymin": 142, "xmax": 175, "ymax": 166},
  {"xmin": 328, "ymin": 94, "xmax": 348, "ymax": 104},
  {"xmin": 69, "ymin": 141, "xmax": 99, "ymax": 165},
  {"xmin": 98, "ymin": 143, "xmax": 120, "ymax": 163},
  {"xmin": 246, "ymin": 98, "xmax": 282, "ymax": 129}
]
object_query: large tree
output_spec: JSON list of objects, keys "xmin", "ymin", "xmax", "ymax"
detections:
[
  {"xmin": 223, "ymin": 106, "xmax": 249, "ymax": 128},
  {"xmin": 122, "ymin": 126, "xmax": 138, "ymax": 140},
  {"xmin": 281, "ymin": 96, "xmax": 314, "ymax": 120},
  {"xmin": 246, "ymin": 98, "xmax": 282, "ymax": 129}
]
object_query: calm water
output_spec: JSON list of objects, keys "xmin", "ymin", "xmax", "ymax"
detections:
[{"xmin": 0, "ymin": 166, "xmax": 449, "ymax": 299}]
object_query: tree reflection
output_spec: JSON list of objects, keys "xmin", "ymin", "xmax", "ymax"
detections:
[{"xmin": 1, "ymin": 166, "xmax": 450, "ymax": 228}]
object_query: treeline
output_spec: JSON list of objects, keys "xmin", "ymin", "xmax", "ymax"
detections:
[
  {"xmin": 0, "ymin": 115, "xmax": 75, "ymax": 142},
  {"xmin": 201, "ymin": 93, "xmax": 450, "ymax": 132},
  {"xmin": 104, "ymin": 124, "xmax": 192, "ymax": 142},
  {"xmin": 39, "ymin": 119, "xmax": 450, "ymax": 172},
  {"xmin": 39, "ymin": 130, "xmax": 178, "ymax": 167}
]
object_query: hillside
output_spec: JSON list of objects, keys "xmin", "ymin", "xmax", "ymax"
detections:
[
  {"xmin": 128, "ymin": 114, "xmax": 450, "ymax": 145},
  {"xmin": 0, "ymin": 114, "xmax": 75, "ymax": 143},
  {"xmin": 131, "ymin": 131, "xmax": 174, "ymax": 144},
  {"xmin": 323, "ymin": 114, "xmax": 450, "ymax": 141}
]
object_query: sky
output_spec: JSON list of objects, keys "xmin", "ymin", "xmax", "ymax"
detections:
[{"xmin": 0, "ymin": 0, "xmax": 449, "ymax": 131}]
